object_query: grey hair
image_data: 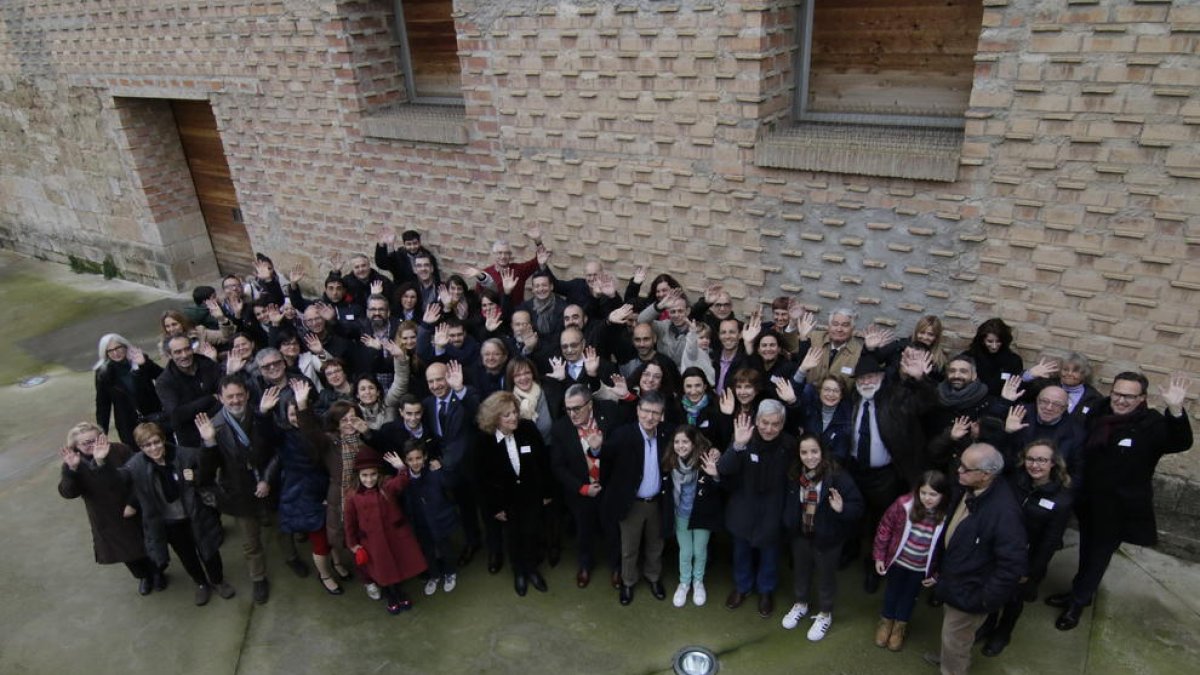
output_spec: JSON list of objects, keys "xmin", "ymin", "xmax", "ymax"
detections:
[
  {"xmin": 1063, "ymin": 351, "xmax": 1093, "ymax": 382},
  {"xmin": 492, "ymin": 239, "xmax": 511, "ymax": 253},
  {"xmin": 95, "ymin": 333, "xmax": 132, "ymax": 371},
  {"xmin": 758, "ymin": 399, "xmax": 786, "ymax": 419},
  {"xmin": 564, "ymin": 383, "xmax": 593, "ymax": 402},
  {"xmin": 968, "ymin": 443, "xmax": 1005, "ymax": 475},
  {"xmin": 256, "ymin": 347, "xmax": 283, "ymax": 366},
  {"xmin": 829, "ymin": 307, "xmax": 857, "ymax": 322}
]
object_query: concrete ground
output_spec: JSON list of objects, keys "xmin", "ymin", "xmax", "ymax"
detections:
[{"xmin": 0, "ymin": 249, "xmax": 1198, "ymax": 674}]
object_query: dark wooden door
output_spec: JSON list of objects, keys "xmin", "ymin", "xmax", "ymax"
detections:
[{"xmin": 171, "ymin": 100, "xmax": 253, "ymax": 276}]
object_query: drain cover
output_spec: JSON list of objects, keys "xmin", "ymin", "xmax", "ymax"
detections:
[{"xmin": 19, "ymin": 375, "xmax": 49, "ymax": 388}]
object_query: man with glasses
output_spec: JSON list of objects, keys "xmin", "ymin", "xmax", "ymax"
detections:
[
  {"xmin": 551, "ymin": 327, "xmax": 615, "ymax": 393},
  {"xmin": 600, "ymin": 391, "xmax": 674, "ymax": 605},
  {"xmin": 1001, "ymin": 384, "xmax": 1085, "ymax": 488},
  {"xmin": 479, "ymin": 226, "xmax": 545, "ymax": 306},
  {"xmin": 929, "ymin": 442, "xmax": 1026, "ymax": 675},
  {"xmin": 552, "ymin": 385, "xmax": 621, "ymax": 589},
  {"xmin": 1046, "ymin": 372, "xmax": 1193, "ymax": 631}
]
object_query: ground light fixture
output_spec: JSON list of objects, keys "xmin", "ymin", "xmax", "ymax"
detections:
[{"xmin": 672, "ymin": 645, "xmax": 719, "ymax": 675}]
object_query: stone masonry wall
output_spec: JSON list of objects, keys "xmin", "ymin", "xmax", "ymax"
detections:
[{"xmin": 0, "ymin": 1, "xmax": 1197, "ymax": 548}]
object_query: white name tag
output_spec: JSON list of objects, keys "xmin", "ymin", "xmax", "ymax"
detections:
[
  {"xmin": 345, "ymin": 314, "xmax": 355, "ymax": 320},
  {"xmin": 700, "ymin": 420, "xmax": 710, "ymax": 428},
  {"xmin": 519, "ymin": 445, "xmax": 532, "ymax": 455},
  {"xmin": 1001, "ymin": 372, "xmax": 1013, "ymax": 381},
  {"xmin": 750, "ymin": 453, "xmax": 760, "ymax": 463},
  {"xmin": 1038, "ymin": 498, "xmax": 1056, "ymax": 510},
  {"xmin": 1082, "ymin": 406, "xmax": 1090, "ymax": 414},
  {"xmin": 1118, "ymin": 438, "xmax": 1133, "ymax": 447},
  {"xmin": 840, "ymin": 366, "xmax": 854, "ymax": 375}
]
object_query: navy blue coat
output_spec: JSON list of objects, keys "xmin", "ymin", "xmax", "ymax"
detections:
[
  {"xmin": 269, "ymin": 426, "xmax": 330, "ymax": 535},
  {"xmin": 934, "ymin": 479, "xmax": 1027, "ymax": 614},
  {"xmin": 403, "ymin": 468, "xmax": 459, "ymax": 542}
]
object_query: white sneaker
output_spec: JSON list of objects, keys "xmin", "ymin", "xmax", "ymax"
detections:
[
  {"xmin": 781, "ymin": 602, "xmax": 809, "ymax": 630},
  {"xmin": 673, "ymin": 582, "xmax": 690, "ymax": 608},
  {"xmin": 807, "ymin": 613, "xmax": 832, "ymax": 642},
  {"xmin": 693, "ymin": 581, "xmax": 707, "ymax": 607},
  {"xmin": 443, "ymin": 574, "xmax": 457, "ymax": 593},
  {"xmin": 365, "ymin": 582, "xmax": 381, "ymax": 601},
  {"xmin": 424, "ymin": 577, "xmax": 440, "ymax": 596}
]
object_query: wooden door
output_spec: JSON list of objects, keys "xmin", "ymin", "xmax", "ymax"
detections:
[{"xmin": 171, "ymin": 100, "xmax": 253, "ymax": 276}]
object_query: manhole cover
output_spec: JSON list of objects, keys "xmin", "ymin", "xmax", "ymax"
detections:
[{"xmin": 19, "ymin": 375, "xmax": 49, "ymax": 388}]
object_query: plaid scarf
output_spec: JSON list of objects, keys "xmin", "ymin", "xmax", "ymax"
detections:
[{"xmin": 797, "ymin": 471, "xmax": 821, "ymax": 535}]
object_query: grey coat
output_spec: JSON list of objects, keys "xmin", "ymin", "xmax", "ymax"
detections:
[{"xmin": 118, "ymin": 446, "xmax": 223, "ymax": 568}]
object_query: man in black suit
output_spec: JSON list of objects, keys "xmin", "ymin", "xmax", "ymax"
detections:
[
  {"xmin": 422, "ymin": 361, "xmax": 483, "ymax": 568},
  {"xmin": 551, "ymin": 384, "xmax": 621, "ymax": 589},
  {"xmin": 600, "ymin": 391, "xmax": 675, "ymax": 605}
]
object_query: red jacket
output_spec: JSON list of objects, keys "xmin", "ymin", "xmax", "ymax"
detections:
[
  {"xmin": 344, "ymin": 473, "xmax": 427, "ymax": 587},
  {"xmin": 872, "ymin": 493, "xmax": 945, "ymax": 576}
]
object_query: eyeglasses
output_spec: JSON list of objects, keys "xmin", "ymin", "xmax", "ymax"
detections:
[
  {"xmin": 106, "ymin": 345, "xmax": 127, "ymax": 354},
  {"xmin": 1024, "ymin": 457, "xmax": 1052, "ymax": 465},
  {"xmin": 1111, "ymin": 392, "xmax": 1144, "ymax": 402},
  {"xmin": 1036, "ymin": 399, "xmax": 1067, "ymax": 410},
  {"xmin": 957, "ymin": 465, "xmax": 985, "ymax": 474},
  {"xmin": 712, "ymin": 302, "xmax": 732, "ymax": 308},
  {"xmin": 260, "ymin": 360, "xmax": 285, "ymax": 370},
  {"xmin": 565, "ymin": 403, "xmax": 590, "ymax": 414}
]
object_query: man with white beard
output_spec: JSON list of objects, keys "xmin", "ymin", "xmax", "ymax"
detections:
[{"xmin": 846, "ymin": 349, "xmax": 937, "ymax": 593}]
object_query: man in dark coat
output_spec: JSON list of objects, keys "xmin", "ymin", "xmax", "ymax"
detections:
[
  {"xmin": 1001, "ymin": 384, "xmax": 1087, "ymax": 489},
  {"xmin": 551, "ymin": 384, "xmax": 621, "ymax": 588},
  {"xmin": 154, "ymin": 336, "xmax": 222, "ymax": 447},
  {"xmin": 1047, "ymin": 372, "xmax": 1193, "ymax": 630},
  {"xmin": 58, "ymin": 423, "xmax": 154, "ymax": 594},
  {"xmin": 932, "ymin": 442, "xmax": 1026, "ymax": 675},
  {"xmin": 375, "ymin": 228, "xmax": 441, "ymax": 286},
  {"xmin": 197, "ymin": 375, "xmax": 277, "ymax": 604},
  {"xmin": 718, "ymin": 399, "xmax": 793, "ymax": 618},
  {"xmin": 600, "ymin": 391, "xmax": 675, "ymax": 605},
  {"xmin": 422, "ymin": 361, "xmax": 483, "ymax": 568}
]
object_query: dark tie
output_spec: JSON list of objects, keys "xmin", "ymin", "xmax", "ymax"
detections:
[
  {"xmin": 438, "ymin": 399, "xmax": 449, "ymax": 436},
  {"xmin": 856, "ymin": 400, "xmax": 872, "ymax": 467},
  {"xmin": 829, "ymin": 347, "xmax": 839, "ymax": 366}
]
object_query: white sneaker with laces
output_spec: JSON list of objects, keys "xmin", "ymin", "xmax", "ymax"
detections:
[
  {"xmin": 443, "ymin": 574, "xmax": 457, "ymax": 593},
  {"xmin": 781, "ymin": 602, "xmax": 809, "ymax": 630},
  {"xmin": 424, "ymin": 577, "xmax": 440, "ymax": 596},
  {"xmin": 673, "ymin": 582, "xmax": 690, "ymax": 608},
  {"xmin": 807, "ymin": 613, "xmax": 833, "ymax": 642},
  {"xmin": 693, "ymin": 581, "xmax": 707, "ymax": 607},
  {"xmin": 365, "ymin": 582, "xmax": 381, "ymax": 601}
]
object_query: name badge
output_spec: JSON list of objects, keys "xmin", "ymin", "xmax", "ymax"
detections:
[
  {"xmin": 519, "ymin": 445, "xmax": 532, "ymax": 455},
  {"xmin": 1038, "ymin": 498, "xmax": 1056, "ymax": 510},
  {"xmin": 1082, "ymin": 406, "xmax": 1090, "ymax": 414},
  {"xmin": 345, "ymin": 314, "xmax": 355, "ymax": 320},
  {"xmin": 1118, "ymin": 438, "xmax": 1133, "ymax": 447},
  {"xmin": 840, "ymin": 366, "xmax": 854, "ymax": 375},
  {"xmin": 1001, "ymin": 372, "xmax": 1013, "ymax": 381},
  {"xmin": 750, "ymin": 453, "xmax": 760, "ymax": 463},
  {"xmin": 699, "ymin": 420, "xmax": 710, "ymax": 428}
]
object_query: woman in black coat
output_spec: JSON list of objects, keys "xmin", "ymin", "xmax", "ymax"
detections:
[
  {"xmin": 57, "ymin": 422, "xmax": 154, "ymax": 595},
  {"xmin": 966, "ymin": 318, "xmax": 1024, "ymax": 398},
  {"xmin": 111, "ymin": 422, "xmax": 233, "ymax": 606},
  {"xmin": 94, "ymin": 334, "xmax": 162, "ymax": 447},
  {"xmin": 978, "ymin": 440, "xmax": 1074, "ymax": 656},
  {"xmin": 781, "ymin": 433, "xmax": 864, "ymax": 641},
  {"xmin": 477, "ymin": 391, "xmax": 554, "ymax": 597}
]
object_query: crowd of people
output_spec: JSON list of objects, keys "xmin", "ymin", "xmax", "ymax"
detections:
[{"xmin": 60, "ymin": 225, "xmax": 1193, "ymax": 673}]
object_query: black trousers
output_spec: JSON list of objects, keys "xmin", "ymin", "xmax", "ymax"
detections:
[
  {"xmin": 1069, "ymin": 521, "xmax": 1122, "ymax": 606},
  {"xmin": 163, "ymin": 519, "xmax": 223, "ymax": 586},
  {"xmin": 124, "ymin": 557, "xmax": 156, "ymax": 580}
]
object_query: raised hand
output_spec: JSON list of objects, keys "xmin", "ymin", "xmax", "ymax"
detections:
[
  {"xmin": 204, "ymin": 297, "xmax": 225, "ymax": 320},
  {"xmin": 1028, "ymin": 357, "xmax": 1060, "ymax": 380},
  {"xmin": 583, "ymin": 346, "xmax": 600, "ymax": 376},
  {"xmin": 773, "ymin": 376, "xmax": 797, "ymax": 404},
  {"xmin": 128, "ymin": 345, "xmax": 147, "ymax": 366},
  {"xmin": 732, "ymin": 413, "xmax": 754, "ymax": 447},
  {"xmin": 289, "ymin": 264, "xmax": 305, "ymax": 286},
  {"xmin": 797, "ymin": 311, "xmax": 817, "ymax": 340},
  {"xmin": 224, "ymin": 351, "xmax": 245, "ymax": 375},
  {"xmin": 195, "ymin": 341, "xmax": 217, "ymax": 362},
  {"xmin": 370, "ymin": 279, "xmax": 384, "ymax": 296},
  {"xmin": 446, "ymin": 360, "xmax": 465, "ymax": 392},
  {"xmin": 437, "ymin": 283, "xmax": 451, "ymax": 306},
  {"xmin": 828, "ymin": 487, "xmax": 844, "ymax": 513},
  {"xmin": 259, "ymin": 385, "xmax": 281, "ymax": 414},
  {"xmin": 742, "ymin": 310, "xmax": 762, "ymax": 347},
  {"xmin": 227, "ymin": 294, "xmax": 244, "ymax": 317},
  {"xmin": 312, "ymin": 301, "xmax": 334, "ymax": 322},
  {"xmin": 632, "ymin": 265, "xmax": 647, "ymax": 285},
  {"xmin": 719, "ymin": 388, "xmax": 735, "ymax": 415},
  {"xmin": 195, "ymin": 412, "xmax": 216, "ymax": 445},
  {"xmin": 483, "ymin": 306, "xmax": 503, "ymax": 333},
  {"xmin": 328, "ymin": 252, "xmax": 343, "ymax": 273},
  {"xmin": 863, "ymin": 324, "xmax": 896, "ymax": 350},
  {"xmin": 431, "ymin": 323, "xmax": 450, "ymax": 349},
  {"xmin": 527, "ymin": 225, "xmax": 543, "ymax": 243},
  {"xmin": 303, "ymin": 332, "xmax": 324, "ymax": 355},
  {"xmin": 900, "ymin": 347, "xmax": 932, "ymax": 380},
  {"xmin": 547, "ymin": 356, "xmax": 567, "ymax": 381},
  {"xmin": 1001, "ymin": 375, "xmax": 1025, "ymax": 402},
  {"xmin": 266, "ymin": 303, "xmax": 284, "ymax": 326},
  {"xmin": 1005, "ymin": 406, "xmax": 1028, "ymax": 434},
  {"xmin": 254, "ymin": 259, "xmax": 273, "ymax": 281},
  {"xmin": 500, "ymin": 267, "xmax": 518, "ymax": 295},
  {"xmin": 60, "ymin": 445, "xmax": 81, "ymax": 471},
  {"xmin": 799, "ymin": 345, "xmax": 825, "ymax": 373},
  {"xmin": 383, "ymin": 451, "xmax": 405, "ymax": 470},
  {"xmin": 361, "ymin": 334, "xmax": 383, "ymax": 351},
  {"xmin": 380, "ymin": 230, "xmax": 396, "ymax": 247},
  {"xmin": 382, "ymin": 338, "xmax": 404, "ymax": 358},
  {"xmin": 607, "ymin": 304, "xmax": 635, "ymax": 325},
  {"xmin": 701, "ymin": 448, "xmax": 721, "ymax": 476},
  {"xmin": 1160, "ymin": 373, "xmax": 1194, "ymax": 415},
  {"xmin": 92, "ymin": 433, "xmax": 111, "ymax": 462},
  {"xmin": 422, "ymin": 302, "xmax": 443, "ymax": 326},
  {"xmin": 609, "ymin": 374, "xmax": 629, "ymax": 399},
  {"xmin": 350, "ymin": 416, "xmax": 370, "ymax": 435},
  {"xmin": 949, "ymin": 415, "xmax": 971, "ymax": 441},
  {"xmin": 290, "ymin": 378, "xmax": 312, "ymax": 408},
  {"xmin": 704, "ymin": 283, "xmax": 723, "ymax": 305},
  {"xmin": 537, "ymin": 246, "xmax": 551, "ymax": 268}
]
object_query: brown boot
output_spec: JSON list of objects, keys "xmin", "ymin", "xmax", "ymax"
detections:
[
  {"xmin": 874, "ymin": 618, "xmax": 895, "ymax": 648},
  {"xmin": 887, "ymin": 621, "xmax": 908, "ymax": 652}
]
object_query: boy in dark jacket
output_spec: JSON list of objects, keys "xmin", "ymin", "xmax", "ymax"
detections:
[{"xmin": 401, "ymin": 440, "xmax": 460, "ymax": 595}]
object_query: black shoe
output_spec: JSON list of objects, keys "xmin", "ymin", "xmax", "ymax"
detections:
[
  {"xmin": 619, "ymin": 584, "xmax": 634, "ymax": 606},
  {"xmin": 758, "ymin": 592, "xmax": 774, "ymax": 618},
  {"xmin": 458, "ymin": 543, "xmax": 479, "ymax": 567},
  {"xmin": 153, "ymin": 572, "xmax": 169, "ymax": 592},
  {"xmin": 982, "ymin": 634, "xmax": 1010, "ymax": 657},
  {"xmin": 1055, "ymin": 604, "xmax": 1084, "ymax": 631},
  {"xmin": 1045, "ymin": 592, "xmax": 1073, "ymax": 608},
  {"xmin": 487, "ymin": 554, "xmax": 503, "ymax": 575},
  {"xmin": 725, "ymin": 590, "xmax": 747, "ymax": 610},
  {"xmin": 333, "ymin": 561, "xmax": 353, "ymax": 581},
  {"xmin": 138, "ymin": 577, "xmax": 153, "ymax": 596},
  {"xmin": 194, "ymin": 583, "xmax": 212, "ymax": 607},
  {"xmin": 285, "ymin": 558, "xmax": 309, "ymax": 578},
  {"xmin": 318, "ymin": 575, "xmax": 344, "ymax": 596},
  {"xmin": 649, "ymin": 580, "xmax": 666, "ymax": 601},
  {"xmin": 253, "ymin": 579, "xmax": 270, "ymax": 605},
  {"xmin": 864, "ymin": 571, "xmax": 881, "ymax": 594},
  {"xmin": 514, "ymin": 575, "xmax": 528, "ymax": 597},
  {"xmin": 974, "ymin": 616, "xmax": 997, "ymax": 644},
  {"xmin": 528, "ymin": 571, "xmax": 548, "ymax": 593}
]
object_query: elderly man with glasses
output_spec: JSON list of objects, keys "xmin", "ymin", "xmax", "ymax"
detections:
[{"xmin": 1000, "ymin": 384, "xmax": 1086, "ymax": 489}]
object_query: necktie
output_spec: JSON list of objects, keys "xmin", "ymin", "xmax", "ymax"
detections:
[
  {"xmin": 438, "ymin": 399, "xmax": 449, "ymax": 436},
  {"xmin": 829, "ymin": 346, "xmax": 839, "ymax": 366},
  {"xmin": 856, "ymin": 400, "xmax": 872, "ymax": 467}
]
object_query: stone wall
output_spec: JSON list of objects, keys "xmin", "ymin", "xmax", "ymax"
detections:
[{"xmin": 1, "ymin": 0, "xmax": 1197, "ymax": 547}]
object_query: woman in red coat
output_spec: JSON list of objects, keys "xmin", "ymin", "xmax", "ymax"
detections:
[{"xmin": 344, "ymin": 448, "xmax": 427, "ymax": 614}]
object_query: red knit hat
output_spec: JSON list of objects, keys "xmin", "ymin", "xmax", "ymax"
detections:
[{"xmin": 353, "ymin": 448, "xmax": 384, "ymax": 472}]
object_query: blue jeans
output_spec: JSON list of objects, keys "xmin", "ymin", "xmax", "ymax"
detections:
[
  {"xmin": 881, "ymin": 565, "xmax": 926, "ymax": 621},
  {"xmin": 675, "ymin": 516, "xmax": 711, "ymax": 584},
  {"xmin": 732, "ymin": 536, "xmax": 778, "ymax": 594}
]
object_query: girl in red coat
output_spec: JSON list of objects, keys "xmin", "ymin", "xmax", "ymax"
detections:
[{"xmin": 344, "ymin": 448, "xmax": 428, "ymax": 614}]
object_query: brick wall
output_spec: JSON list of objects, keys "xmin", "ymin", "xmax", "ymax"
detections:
[{"xmin": 0, "ymin": 0, "xmax": 1196, "ymax": 408}]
